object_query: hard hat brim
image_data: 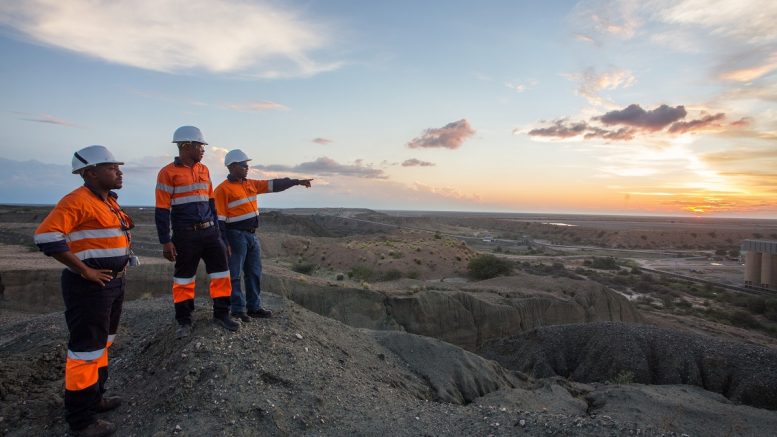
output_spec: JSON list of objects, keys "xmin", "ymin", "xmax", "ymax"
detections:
[
  {"xmin": 172, "ymin": 140, "xmax": 209, "ymax": 145},
  {"xmin": 226, "ymin": 159, "xmax": 253, "ymax": 166},
  {"xmin": 71, "ymin": 161, "xmax": 125, "ymax": 174}
]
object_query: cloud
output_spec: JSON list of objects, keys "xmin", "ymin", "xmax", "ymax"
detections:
[
  {"xmin": 701, "ymin": 147, "xmax": 777, "ymax": 163},
  {"xmin": 528, "ymin": 119, "xmax": 636, "ymax": 141},
  {"xmin": 407, "ymin": 119, "xmax": 475, "ymax": 149},
  {"xmin": 16, "ymin": 113, "xmax": 78, "ymax": 128},
  {"xmin": 564, "ymin": 67, "xmax": 636, "ymax": 106},
  {"xmin": 528, "ymin": 120, "xmax": 589, "ymax": 139},
  {"xmin": 0, "ymin": 0, "xmax": 341, "ymax": 78},
  {"xmin": 312, "ymin": 138, "xmax": 333, "ymax": 145},
  {"xmin": 252, "ymin": 156, "xmax": 387, "ymax": 179},
  {"xmin": 659, "ymin": 0, "xmax": 777, "ymax": 45},
  {"xmin": 583, "ymin": 126, "xmax": 636, "ymax": 141},
  {"xmin": 730, "ymin": 117, "xmax": 754, "ymax": 128},
  {"xmin": 401, "ymin": 159, "xmax": 435, "ymax": 167},
  {"xmin": 411, "ymin": 182, "xmax": 480, "ymax": 202},
  {"xmin": 667, "ymin": 113, "xmax": 725, "ymax": 133},
  {"xmin": 719, "ymin": 54, "xmax": 777, "ymax": 82},
  {"xmin": 595, "ymin": 104, "xmax": 687, "ymax": 131},
  {"xmin": 570, "ymin": 0, "xmax": 642, "ymax": 41},
  {"xmin": 527, "ymin": 104, "xmax": 737, "ymax": 141},
  {"xmin": 221, "ymin": 101, "xmax": 289, "ymax": 112}
]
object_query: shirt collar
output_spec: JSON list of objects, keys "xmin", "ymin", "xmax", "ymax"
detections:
[
  {"xmin": 83, "ymin": 183, "xmax": 118, "ymax": 200},
  {"xmin": 227, "ymin": 174, "xmax": 245, "ymax": 182}
]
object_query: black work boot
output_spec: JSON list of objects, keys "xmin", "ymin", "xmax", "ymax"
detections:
[
  {"xmin": 232, "ymin": 312, "xmax": 251, "ymax": 323},
  {"xmin": 247, "ymin": 307, "xmax": 273, "ymax": 318},
  {"xmin": 213, "ymin": 315, "xmax": 240, "ymax": 331},
  {"xmin": 94, "ymin": 396, "xmax": 122, "ymax": 413},
  {"xmin": 72, "ymin": 419, "xmax": 116, "ymax": 437},
  {"xmin": 175, "ymin": 323, "xmax": 192, "ymax": 339}
]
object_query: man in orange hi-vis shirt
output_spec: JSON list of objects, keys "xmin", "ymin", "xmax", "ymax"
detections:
[
  {"xmin": 155, "ymin": 126, "xmax": 239, "ymax": 338},
  {"xmin": 34, "ymin": 145, "xmax": 134, "ymax": 437},
  {"xmin": 214, "ymin": 149, "xmax": 311, "ymax": 322}
]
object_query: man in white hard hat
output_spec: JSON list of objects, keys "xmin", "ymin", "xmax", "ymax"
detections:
[
  {"xmin": 214, "ymin": 149, "xmax": 311, "ymax": 321},
  {"xmin": 155, "ymin": 126, "xmax": 239, "ymax": 338},
  {"xmin": 34, "ymin": 145, "xmax": 134, "ymax": 437}
]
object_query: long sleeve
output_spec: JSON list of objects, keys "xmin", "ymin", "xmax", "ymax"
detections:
[
  {"xmin": 209, "ymin": 198, "xmax": 224, "ymax": 241},
  {"xmin": 269, "ymin": 178, "xmax": 300, "ymax": 193},
  {"xmin": 155, "ymin": 169, "xmax": 173, "ymax": 244},
  {"xmin": 213, "ymin": 185, "xmax": 229, "ymax": 243}
]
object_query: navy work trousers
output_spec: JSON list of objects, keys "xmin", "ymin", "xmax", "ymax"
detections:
[
  {"xmin": 171, "ymin": 226, "xmax": 231, "ymax": 324},
  {"xmin": 61, "ymin": 269, "xmax": 124, "ymax": 431}
]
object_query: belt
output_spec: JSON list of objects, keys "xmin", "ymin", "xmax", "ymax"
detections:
[{"xmin": 191, "ymin": 221, "xmax": 214, "ymax": 230}]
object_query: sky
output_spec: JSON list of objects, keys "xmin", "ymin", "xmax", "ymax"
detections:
[{"xmin": 1, "ymin": 0, "xmax": 776, "ymax": 217}]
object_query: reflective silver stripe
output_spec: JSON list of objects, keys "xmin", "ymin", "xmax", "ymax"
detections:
[
  {"xmin": 68, "ymin": 348, "xmax": 105, "ymax": 361},
  {"xmin": 171, "ymin": 194, "xmax": 209, "ymax": 205},
  {"xmin": 173, "ymin": 276, "xmax": 196, "ymax": 285},
  {"xmin": 68, "ymin": 228, "xmax": 124, "ymax": 242},
  {"xmin": 174, "ymin": 182, "xmax": 209, "ymax": 194},
  {"xmin": 209, "ymin": 271, "xmax": 230, "ymax": 279},
  {"xmin": 156, "ymin": 183, "xmax": 174, "ymax": 194},
  {"xmin": 34, "ymin": 231, "xmax": 66, "ymax": 244},
  {"xmin": 227, "ymin": 196, "xmax": 254, "ymax": 209},
  {"xmin": 107, "ymin": 334, "xmax": 116, "ymax": 344},
  {"xmin": 217, "ymin": 215, "xmax": 227, "ymax": 221},
  {"xmin": 267, "ymin": 180, "xmax": 273, "ymax": 192},
  {"xmin": 74, "ymin": 248, "xmax": 130, "ymax": 260},
  {"xmin": 225, "ymin": 210, "xmax": 259, "ymax": 223}
]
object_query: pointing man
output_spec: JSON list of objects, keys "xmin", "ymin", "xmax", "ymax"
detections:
[
  {"xmin": 155, "ymin": 126, "xmax": 239, "ymax": 338},
  {"xmin": 214, "ymin": 149, "xmax": 311, "ymax": 321},
  {"xmin": 34, "ymin": 146, "xmax": 133, "ymax": 437}
]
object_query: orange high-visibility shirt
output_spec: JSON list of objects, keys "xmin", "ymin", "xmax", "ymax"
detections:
[
  {"xmin": 34, "ymin": 185, "xmax": 131, "ymax": 272},
  {"xmin": 155, "ymin": 158, "xmax": 217, "ymax": 243},
  {"xmin": 213, "ymin": 178, "xmax": 272, "ymax": 227}
]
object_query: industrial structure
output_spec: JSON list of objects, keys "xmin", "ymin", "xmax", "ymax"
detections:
[{"xmin": 742, "ymin": 240, "xmax": 777, "ymax": 291}]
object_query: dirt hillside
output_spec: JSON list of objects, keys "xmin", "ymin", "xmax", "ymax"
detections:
[{"xmin": 3, "ymin": 294, "xmax": 777, "ymax": 436}]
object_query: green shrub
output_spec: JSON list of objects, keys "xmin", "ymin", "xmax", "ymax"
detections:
[
  {"xmin": 765, "ymin": 299, "xmax": 777, "ymax": 322},
  {"xmin": 468, "ymin": 254, "xmax": 512, "ymax": 280},
  {"xmin": 292, "ymin": 262, "xmax": 317, "ymax": 275},
  {"xmin": 590, "ymin": 257, "xmax": 619, "ymax": 270},
  {"xmin": 607, "ymin": 370, "xmax": 635, "ymax": 385},
  {"xmin": 729, "ymin": 310, "xmax": 762, "ymax": 329},
  {"xmin": 378, "ymin": 269, "xmax": 403, "ymax": 282},
  {"xmin": 349, "ymin": 266, "xmax": 375, "ymax": 281},
  {"xmin": 747, "ymin": 297, "xmax": 766, "ymax": 315}
]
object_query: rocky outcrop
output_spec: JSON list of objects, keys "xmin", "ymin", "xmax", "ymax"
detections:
[
  {"xmin": 480, "ymin": 322, "xmax": 777, "ymax": 410},
  {"xmin": 371, "ymin": 330, "xmax": 519, "ymax": 404},
  {"xmin": 266, "ymin": 274, "xmax": 641, "ymax": 350}
]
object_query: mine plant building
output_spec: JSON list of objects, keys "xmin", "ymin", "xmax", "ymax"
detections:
[{"xmin": 742, "ymin": 239, "xmax": 777, "ymax": 291}]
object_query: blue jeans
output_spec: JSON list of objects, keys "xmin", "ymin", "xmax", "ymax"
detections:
[{"xmin": 226, "ymin": 229, "xmax": 263, "ymax": 314}]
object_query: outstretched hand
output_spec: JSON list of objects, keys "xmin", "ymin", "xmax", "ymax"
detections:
[{"xmin": 299, "ymin": 179, "xmax": 313, "ymax": 188}]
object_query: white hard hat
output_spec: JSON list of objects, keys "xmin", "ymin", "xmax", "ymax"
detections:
[
  {"xmin": 72, "ymin": 145, "xmax": 123, "ymax": 174},
  {"xmin": 172, "ymin": 125, "xmax": 208, "ymax": 144},
  {"xmin": 224, "ymin": 149, "xmax": 252, "ymax": 166}
]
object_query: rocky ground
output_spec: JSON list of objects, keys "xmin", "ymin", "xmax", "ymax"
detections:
[
  {"xmin": 4, "ymin": 294, "xmax": 777, "ymax": 436},
  {"xmin": 3, "ymin": 206, "xmax": 777, "ymax": 435}
]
